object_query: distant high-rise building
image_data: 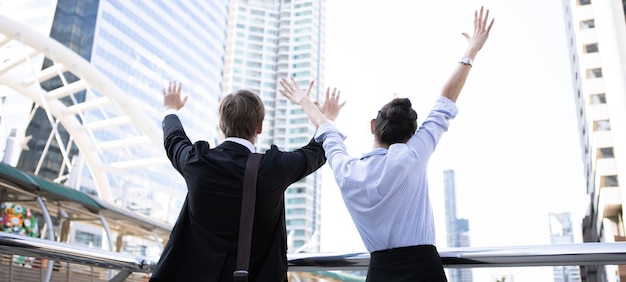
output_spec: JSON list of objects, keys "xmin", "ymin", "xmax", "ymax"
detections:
[
  {"xmin": 223, "ymin": 0, "xmax": 326, "ymax": 252},
  {"xmin": 562, "ymin": 0, "xmax": 626, "ymax": 280},
  {"xmin": 443, "ymin": 169, "xmax": 473, "ymax": 282},
  {"xmin": 549, "ymin": 213, "xmax": 581, "ymax": 282}
]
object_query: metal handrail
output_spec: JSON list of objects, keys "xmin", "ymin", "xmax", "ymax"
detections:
[
  {"xmin": 0, "ymin": 232, "xmax": 155, "ymax": 281},
  {"xmin": 1, "ymin": 232, "xmax": 626, "ymax": 280},
  {"xmin": 288, "ymin": 242, "xmax": 626, "ymax": 271}
]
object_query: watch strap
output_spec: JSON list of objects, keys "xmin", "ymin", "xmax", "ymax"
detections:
[{"xmin": 459, "ymin": 56, "xmax": 473, "ymax": 67}]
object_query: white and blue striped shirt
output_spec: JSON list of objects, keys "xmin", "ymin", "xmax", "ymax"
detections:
[{"xmin": 315, "ymin": 96, "xmax": 458, "ymax": 252}]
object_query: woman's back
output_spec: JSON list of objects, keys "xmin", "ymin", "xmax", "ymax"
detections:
[{"xmin": 321, "ymin": 97, "xmax": 458, "ymax": 252}]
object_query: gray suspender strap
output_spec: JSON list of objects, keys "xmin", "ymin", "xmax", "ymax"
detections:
[{"xmin": 234, "ymin": 153, "xmax": 261, "ymax": 282}]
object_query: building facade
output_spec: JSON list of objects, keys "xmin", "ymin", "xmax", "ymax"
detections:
[
  {"xmin": 562, "ymin": 0, "xmax": 626, "ymax": 280},
  {"xmin": 222, "ymin": 0, "xmax": 326, "ymax": 252},
  {"xmin": 443, "ymin": 169, "xmax": 473, "ymax": 282},
  {"xmin": 549, "ymin": 213, "xmax": 582, "ymax": 281}
]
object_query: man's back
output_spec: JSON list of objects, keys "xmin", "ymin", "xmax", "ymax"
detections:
[{"xmin": 150, "ymin": 114, "xmax": 326, "ymax": 281}]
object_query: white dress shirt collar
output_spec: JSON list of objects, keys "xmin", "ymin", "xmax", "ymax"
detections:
[{"xmin": 224, "ymin": 137, "xmax": 256, "ymax": 153}]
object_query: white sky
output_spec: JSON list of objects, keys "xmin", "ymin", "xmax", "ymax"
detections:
[{"xmin": 320, "ymin": 0, "xmax": 588, "ymax": 280}]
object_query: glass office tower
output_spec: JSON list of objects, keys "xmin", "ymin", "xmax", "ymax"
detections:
[{"xmin": 223, "ymin": 0, "xmax": 326, "ymax": 252}]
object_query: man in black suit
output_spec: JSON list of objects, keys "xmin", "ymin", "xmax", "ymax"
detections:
[{"xmin": 149, "ymin": 81, "xmax": 326, "ymax": 282}]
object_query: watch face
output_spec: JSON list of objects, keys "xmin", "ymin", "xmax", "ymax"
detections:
[{"xmin": 462, "ymin": 57, "xmax": 471, "ymax": 64}]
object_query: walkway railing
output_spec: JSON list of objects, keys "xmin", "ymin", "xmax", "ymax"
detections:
[
  {"xmin": 0, "ymin": 232, "xmax": 154, "ymax": 281},
  {"xmin": 288, "ymin": 242, "xmax": 626, "ymax": 270},
  {"xmin": 1, "ymin": 232, "xmax": 625, "ymax": 281}
]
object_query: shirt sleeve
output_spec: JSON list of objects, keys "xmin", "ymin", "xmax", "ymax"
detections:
[
  {"xmin": 314, "ymin": 121, "xmax": 354, "ymax": 185},
  {"xmin": 314, "ymin": 121, "xmax": 345, "ymax": 143},
  {"xmin": 406, "ymin": 96, "xmax": 458, "ymax": 162},
  {"xmin": 162, "ymin": 114, "xmax": 192, "ymax": 175}
]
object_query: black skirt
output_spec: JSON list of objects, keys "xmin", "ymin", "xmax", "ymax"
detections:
[{"xmin": 367, "ymin": 245, "xmax": 448, "ymax": 282}]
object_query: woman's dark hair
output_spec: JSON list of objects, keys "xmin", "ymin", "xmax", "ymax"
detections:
[{"xmin": 374, "ymin": 98, "xmax": 418, "ymax": 145}]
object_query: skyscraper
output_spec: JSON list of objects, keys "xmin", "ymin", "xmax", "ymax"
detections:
[
  {"xmin": 443, "ymin": 169, "xmax": 473, "ymax": 282},
  {"xmin": 562, "ymin": 0, "xmax": 626, "ymax": 280},
  {"xmin": 222, "ymin": 0, "xmax": 326, "ymax": 252},
  {"xmin": 549, "ymin": 213, "xmax": 581, "ymax": 282}
]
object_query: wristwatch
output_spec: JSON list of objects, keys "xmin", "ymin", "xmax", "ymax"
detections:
[{"xmin": 459, "ymin": 56, "xmax": 473, "ymax": 67}]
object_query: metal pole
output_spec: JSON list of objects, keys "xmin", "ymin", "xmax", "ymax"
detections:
[
  {"xmin": 35, "ymin": 196, "xmax": 54, "ymax": 282},
  {"xmin": 99, "ymin": 213, "xmax": 115, "ymax": 279},
  {"xmin": 2, "ymin": 128, "xmax": 16, "ymax": 164},
  {"xmin": 152, "ymin": 231, "xmax": 163, "ymax": 252}
]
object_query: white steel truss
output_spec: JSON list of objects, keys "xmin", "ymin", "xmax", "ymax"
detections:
[{"xmin": 0, "ymin": 15, "xmax": 170, "ymax": 202}]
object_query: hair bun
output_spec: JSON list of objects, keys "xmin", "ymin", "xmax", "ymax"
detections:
[
  {"xmin": 374, "ymin": 98, "xmax": 419, "ymax": 145},
  {"xmin": 381, "ymin": 98, "xmax": 417, "ymax": 122},
  {"xmin": 390, "ymin": 98, "xmax": 412, "ymax": 108}
]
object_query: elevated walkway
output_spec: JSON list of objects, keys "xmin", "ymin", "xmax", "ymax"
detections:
[{"xmin": 1, "ymin": 231, "xmax": 625, "ymax": 281}]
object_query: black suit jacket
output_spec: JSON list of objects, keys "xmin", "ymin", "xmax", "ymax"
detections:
[{"xmin": 150, "ymin": 114, "xmax": 326, "ymax": 282}]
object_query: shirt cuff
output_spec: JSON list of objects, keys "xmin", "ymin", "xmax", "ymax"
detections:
[
  {"xmin": 163, "ymin": 109, "xmax": 178, "ymax": 119},
  {"xmin": 435, "ymin": 96, "xmax": 459, "ymax": 118},
  {"xmin": 314, "ymin": 121, "xmax": 346, "ymax": 143}
]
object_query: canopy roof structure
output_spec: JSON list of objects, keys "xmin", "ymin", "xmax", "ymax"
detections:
[
  {"xmin": 0, "ymin": 15, "xmax": 176, "ymax": 202},
  {"xmin": 0, "ymin": 161, "xmax": 172, "ymax": 241},
  {"xmin": 0, "ymin": 14, "xmax": 176, "ymax": 255}
]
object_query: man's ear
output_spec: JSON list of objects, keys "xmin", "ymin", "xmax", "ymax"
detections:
[
  {"xmin": 370, "ymin": 119, "xmax": 376, "ymax": 134},
  {"xmin": 257, "ymin": 122, "xmax": 263, "ymax": 134}
]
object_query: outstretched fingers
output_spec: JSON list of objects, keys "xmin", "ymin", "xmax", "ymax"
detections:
[
  {"xmin": 290, "ymin": 77, "xmax": 302, "ymax": 93},
  {"xmin": 463, "ymin": 6, "xmax": 495, "ymax": 49},
  {"xmin": 305, "ymin": 79, "xmax": 315, "ymax": 96},
  {"xmin": 475, "ymin": 7, "xmax": 481, "ymax": 30},
  {"xmin": 486, "ymin": 15, "xmax": 495, "ymax": 33},
  {"xmin": 279, "ymin": 77, "xmax": 316, "ymax": 104},
  {"xmin": 330, "ymin": 88, "xmax": 339, "ymax": 101},
  {"xmin": 324, "ymin": 87, "xmax": 330, "ymax": 102},
  {"xmin": 477, "ymin": 6, "xmax": 494, "ymax": 34},
  {"xmin": 329, "ymin": 88, "xmax": 346, "ymax": 107},
  {"xmin": 162, "ymin": 80, "xmax": 187, "ymax": 110},
  {"xmin": 279, "ymin": 78, "xmax": 291, "ymax": 92},
  {"xmin": 163, "ymin": 81, "xmax": 180, "ymax": 95},
  {"xmin": 336, "ymin": 91, "xmax": 347, "ymax": 109}
]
